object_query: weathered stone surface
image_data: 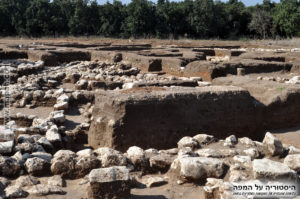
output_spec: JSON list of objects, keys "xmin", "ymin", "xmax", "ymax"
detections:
[
  {"xmin": 262, "ymin": 132, "xmax": 284, "ymax": 156},
  {"xmin": 126, "ymin": 146, "xmax": 148, "ymax": 171},
  {"xmin": 239, "ymin": 137, "xmax": 256, "ymax": 146},
  {"xmin": 88, "ymin": 166, "xmax": 131, "ymax": 199},
  {"xmin": 169, "ymin": 157, "xmax": 227, "ymax": 183},
  {"xmin": 178, "ymin": 147, "xmax": 198, "ymax": 158},
  {"xmin": 224, "ymin": 135, "xmax": 238, "ymax": 147},
  {"xmin": 31, "ymin": 152, "xmax": 52, "ymax": 162},
  {"xmin": 193, "ymin": 134, "xmax": 216, "ymax": 145},
  {"xmin": 0, "ymin": 127, "xmax": 14, "ymax": 141},
  {"xmin": 243, "ymin": 148, "xmax": 260, "ymax": 159},
  {"xmin": 26, "ymin": 184, "xmax": 65, "ymax": 196},
  {"xmin": 49, "ymin": 110, "xmax": 65, "ymax": 124},
  {"xmin": 47, "ymin": 175, "xmax": 65, "ymax": 187},
  {"xmin": 37, "ymin": 137, "xmax": 54, "ymax": 153},
  {"xmin": 75, "ymin": 156, "xmax": 101, "ymax": 178},
  {"xmin": 195, "ymin": 149, "xmax": 223, "ymax": 158},
  {"xmin": 89, "ymin": 86, "xmax": 261, "ymax": 151},
  {"xmin": 54, "ymin": 101, "xmax": 69, "ymax": 111},
  {"xmin": 5, "ymin": 185, "xmax": 28, "ymax": 198},
  {"xmin": 0, "ymin": 177, "xmax": 10, "ymax": 190},
  {"xmin": 233, "ymin": 155, "xmax": 251, "ymax": 164},
  {"xmin": 284, "ymin": 154, "xmax": 300, "ymax": 173},
  {"xmin": 15, "ymin": 175, "xmax": 40, "ymax": 187},
  {"xmin": 76, "ymin": 149, "xmax": 93, "ymax": 157},
  {"xmin": 149, "ymin": 153, "xmax": 175, "ymax": 173},
  {"xmin": 46, "ymin": 125, "xmax": 62, "ymax": 148},
  {"xmin": 0, "ymin": 156, "xmax": 20, "ymax": 177},
  {"xmin": 94, "ymin": 147, "xmax": 127, "ymax": 168},
  {"xmin": 50, "ymin": 150, "xmax": 76, "ymax": 178},
  {"xmin": 25, "ymin": 157, "xmax": 50, "ymax": 176},
  {"xmin": 177, "ymin": 136, "xmax": 199, "ymax": 149},
  {"xmin": 0, "ymin": 141, "xmax": 14, "ymax": 154},
  {"xmin": 253, "ymin": 158, "xmax": 297, "ymax": 180},
  {"xmin": 288, "ymin": 146, "xmax": 300, "ymax": 155}
]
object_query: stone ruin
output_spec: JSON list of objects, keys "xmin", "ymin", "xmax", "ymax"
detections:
[{"xmin": 0, "ymin": 40, "xmax": 300, "ymax": 198}]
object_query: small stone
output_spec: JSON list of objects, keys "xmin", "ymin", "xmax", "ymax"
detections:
[
  {"xmin": 75, "ymin": 156, "xmax": 101, "ymax": 178},
  {"xmin": 24, "ymin": 157, "xmax": 50, "ymax": 176},
  {"xmin": 262, "ymin": 132, "xmax": 284, "ymax": 156},
  {"xmin": 49, "ymin": 110, "xmax": 65, "ymax": 124},
  {"xmin": 15, "ymin": 175, "xmax": 40, "ymax": 187},
  {"xmin": 253, "ymin": 158, "xmax": 297, "ymax": 180},
  {"xmin": 46, "ymin": 125, "xmax": 62, "ymax": 147},
  {"xmin": 0, "ymin": 156, "xmax": 20, "ymax": 177},
  {"xmin": 50, "ymin": 150, "xmax": 76, "ymax": 178},
  {"xmin": 149, "ymin": 153, "xmax": 175, "ymax": 173},
  {"xmin": 54, "ymin": 101, "xmax": 69, "ymax": 111},
  {"xmin": 0, "ymin": 127, "xmax": 15, "ymax": 141},
  {"xmin": 94, "ymin": 147, "xmax": 127, "ymax": 168},
  {"xmin": 169, "ymin": 157, "xmax": 226, "ymax": 183},
  {"xmin": 0, "ymin": 140, "xmax": 14, "ymax": 154},
  {"xmin": 224, "ymin": 135, "xmax": 238, "ymax": 147},
  {"xmin": 195, "ymin": 148, "xmax": 223, "ymax": 158},
  {"xmin": 177, "ymin": 136, "xmax": 200, "ymax": 149},
  {"xmin": 288, "ymin": 146, "xmax": 300, "ymax": 155},
  {"xmin": 48, "ymin": 175, "xmax": 65, "ymax": 187},
  {"xmin": 76, "ymin": 148, "xmax": 93, "ymax": 157},
  {"xmin": 126, "ymin": 146, "xmax": 148, "ymax": 171},
  {"xmin": 37, "ymin": 137, "xmax": 54, "ymax": 153},
  {"xmin": 0, "ymin": 177, "xmax": 10, "ymax": 189},
  {"xmin": 144, "ymin": 176, "xmax": 167, "ymax": 188},
  {"xmin": 26, "ymin": 184, "xmax": 65, "ymax": 196},
  {"xmin": 239, "ymin": 137, "xmax": 256, "ymax": 146},
  {"xmin": 243, "ymin": 148, "xmax": 260, "ymax": 159},
  {"xmin": 31, "ymin": 152, "xmax": 52, "ymax": 162},
  {"xmin": 88, "ymin": 166, "xmax": 131, "ymax": 199},
  {"xmin": 193, "ymin": 134, "xmax": 215, "ymax": 145},
  {"xmin": 5, "ymin": 185, "xmax": 28, "ymax": 198},
  {"xmin": 178, "ymin": 147, "xmax": 198, "ymax": 158},
  {"xmin": 233, "ymin": 155, "xmax": 251, "ymax": 164},
  {"xmin": 284, "ymin": 154, "xmax": 300, "ymax": 173}
]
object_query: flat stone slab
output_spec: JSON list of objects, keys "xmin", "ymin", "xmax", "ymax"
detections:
[{"xmin": 253, "ymin": 158, "xmax": 297, "ymax": 180}]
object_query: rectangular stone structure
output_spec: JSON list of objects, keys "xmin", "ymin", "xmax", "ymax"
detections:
[{"xmin": 89, "ymin": 86, "xmax": 263, "ymax": 151}]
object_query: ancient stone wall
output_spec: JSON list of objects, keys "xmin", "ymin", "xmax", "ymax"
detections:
[{"xmin": 89, "ymin": 86, "xmax": 263, "ymax": 151}]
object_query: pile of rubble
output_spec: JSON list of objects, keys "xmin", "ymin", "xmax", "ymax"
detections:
[{"xmin": 0, "ymin": 123, "xmax": 299, "ymax": 198}]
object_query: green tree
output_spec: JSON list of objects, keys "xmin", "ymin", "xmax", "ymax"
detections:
[
  {"xmin": 188, "ymin": 0, "xmax": 214, "ymax": 38},
  {"xmin": 3, "ymin": 0, "xmax": 30, "ymax": 35},
  {"xmin": 25, "ymin": 0, "xmax": 52, "ymax": 36},
  {"xmin": 122, "ymin": 0, "xmax": 156, "ymax": 38},
  {"xmin": 224, "ymin": 0, "xmax": 251, "ymax": 37},
  {"xmin": 50, "ymin": 0, "xmax": 75, "ymax": 36},
  {"xmin": 155, "ymin": 0, "xmax": 169, "ymax": 38},
  {"xmin": 99, "ymin": 1, "xmax": 125, "ymax": 37},
  {"xmin": 212, "ymin": 1, "xmax": 230, "ymax": 38},
  {"xmin": 273, "ymin": 0, "xmax": 300, "ymax": 37},
  {"xmin": 68, "ymin": 0, "xmax": 89, "ymax": 35},
  {"xmin": 249, "ymin": 9, "xmax": 273, "ymax": 39},
  {"xmin": 0, "ymin": 0, "xmax": 14, "ymax": 35}
]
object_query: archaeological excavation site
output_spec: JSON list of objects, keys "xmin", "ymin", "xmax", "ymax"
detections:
[{"xmin": 0, "ymin": 39, "xmax": 300, "ymax": 198}]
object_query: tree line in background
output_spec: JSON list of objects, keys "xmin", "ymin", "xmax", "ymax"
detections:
[{"xmin": 0, "ymin": 0, "xmax": 299, "ymax": 39}]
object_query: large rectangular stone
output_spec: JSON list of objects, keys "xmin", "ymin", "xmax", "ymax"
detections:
[{"xmin": 89, "ymin": 86, "xmax": 262, "ymax": 151}]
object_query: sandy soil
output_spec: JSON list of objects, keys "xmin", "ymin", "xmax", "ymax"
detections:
[{"xmin": 272, "ymin": 127, "xmax": 300, "ymax": 148}]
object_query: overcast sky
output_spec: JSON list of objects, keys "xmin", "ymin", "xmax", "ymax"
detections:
[{"xmin": 97, "ymin": 0, "xmax": 281, "ymax": 6}]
